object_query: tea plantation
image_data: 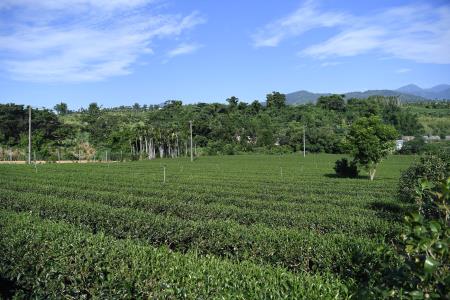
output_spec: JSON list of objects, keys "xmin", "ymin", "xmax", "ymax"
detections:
[{"xmin": 0, "ymin": 154, "xmax": 414, "ymax": 298}]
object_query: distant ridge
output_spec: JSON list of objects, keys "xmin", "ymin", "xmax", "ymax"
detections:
[
  {"xmin": 286, "ymin": 84, "xmax": 450, "ymax": 105},
  {"xmin": 396, "ymin": 84, "xmax": 450, "ymax": 99}
]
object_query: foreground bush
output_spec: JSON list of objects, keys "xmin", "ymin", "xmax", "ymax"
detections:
[
  {"xmin": 376, "ymin": 178, "xmax": 450, "ymax": 299},
  {"xmin": 398, "ymin": 154, "xmax": 448, "ymax": 204},
  {"xmin": 334, "ymin": 158, "xmax": 359, "ymax": 178},
  {"xmin": 0, "ymin": 210, "xmax": 349, "ymax": 299}
]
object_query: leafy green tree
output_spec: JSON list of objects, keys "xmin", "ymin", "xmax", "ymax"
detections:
[
  {"xmin": 0, "ymin": 104, "xmax": 27, "ymax": 145},
  {"xmin": 237, "ymin": 102, "xmax": 248, "ymax": 111},
  {"xmin": 249, "ymin": 100, "xmax": 262, "ymax": 114},
  {"xmin": 132, "ymin": 103, "xmax": 141, "ymax": 110},
  {"xmin": 345, "ymin": 116, "xmax": 398, "ymax": 180},
  {"xmin": 226, "ymin": 96, "xmax": 239, "ymax": 109},
  {"xmin": 254, "ymin": 114, "xmax": 274, "ymax": 146},
  {"xmin": 346, "ymin": 98, "xmax": 381, "ymax": 121},
  {"xmin": 88, "ymin": 102, "xmax": 101, "ymax": 115},
  {"xmin": 54, "ymin": 102, "xmax": 69, "ymax": 115},
  {"xmin": 164, "ymin": 100, "xmax": 182, "ymax": 110},
  {"xmin": 399, "ymin": 137, "xmax": 426, "ymax": 154},
  {"xmin": 266, "ymin": 92, "xmax": 286, "ymax": 109},
  {"xmin": 317, "ymin": 94, "xmax": 346, "ymax": 112}
]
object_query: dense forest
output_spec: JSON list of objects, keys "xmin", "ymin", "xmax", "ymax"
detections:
[{"xmin": 1, "ymin": 93, "xmax": 449, "ymax": 161}]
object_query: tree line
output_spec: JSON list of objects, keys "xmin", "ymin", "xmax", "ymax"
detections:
[{"xmin": 0, "ymin": 93, "xmax": 438, "ymax": 160}]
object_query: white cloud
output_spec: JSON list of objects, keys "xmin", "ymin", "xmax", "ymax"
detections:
[
  {"xmin": 167, "ymin": 43, "xmax": 202, "ymax": 58},
  {"xmin": 254, "ymin": 1, "xmax": 450, "ymax": 64},
  {"xmin": 252, "ymin": 0, "xmax": 348, "ymax": 47},
  {"xmin": 396, "ymin": 68, "xmax": 411, "ymax": 74},
  {"xmin": 0, "ymin": 1, "xmax": 205, "ymax": 82},
  {"xmin": 302, "ymin": 28, "xmax": 385, "ymax": 58},
  {"xmin": 0, "ymin": 0, "xmax": 153, "ymax": 11},
  {"xmin": 320, "ymin": 61, "xmax": 342, "ymax": 67}
]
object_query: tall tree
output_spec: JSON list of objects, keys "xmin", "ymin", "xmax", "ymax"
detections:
[
  {"xmin": 266, "ymin": 92, "xmax": 286, "ymax": 109},
  {"xmin": 249, "ymin": 100, "xmax": 262, "ymax": 114},
  {"xmin": 345, "ymin": 116, "xmax": 398, "ymax": 180},
  {"xmin": 226, "ymin": 96, "xmax": 239, "ymax": 110},
  {"xmin": 54, "ymin": 102, "xmax": 69, "ymax": 115},
  {"xmin": 0, "ymin": 104, "xmax": 27, "ymax": 145}
]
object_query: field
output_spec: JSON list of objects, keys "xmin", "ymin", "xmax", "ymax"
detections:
[{"xmin": 0, "ymin": 154, "xmax": 414, "ymax": 298}]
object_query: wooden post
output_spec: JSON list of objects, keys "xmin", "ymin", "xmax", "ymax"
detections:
[{"xmin": 163, "ymin": 166, "xmax": 166, "ymax": 183}]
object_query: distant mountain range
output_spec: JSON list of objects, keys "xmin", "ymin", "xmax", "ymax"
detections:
[{"xmin": 286, "ymin": 84, "xmax": 450, "ymax": 105}]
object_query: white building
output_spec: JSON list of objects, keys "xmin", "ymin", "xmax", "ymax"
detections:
[{"xmin": 395, "ymin": 140, "xmax": 404, "ymax": 150}]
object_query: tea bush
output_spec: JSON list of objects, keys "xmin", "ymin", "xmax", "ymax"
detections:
[
  {"xmin": 0, "ymin": 154, "xmax": 413, "ymax": 297},
  {"xmin": 0, "ymin": 210, "xmax": 349, "ymax": 299}
]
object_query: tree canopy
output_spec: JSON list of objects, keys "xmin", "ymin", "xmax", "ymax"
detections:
[
  {"xmin": 0, "ymin": 95, "xmax": 444, "ymax": 161},
  {"xmin": 345, "ymin": 116, "xmax": 398, "ymax": 180}
]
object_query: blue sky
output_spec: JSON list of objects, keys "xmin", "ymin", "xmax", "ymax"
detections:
[{"xmin": 0, "ymin": 0, "xmax": 449, "ymax": 109}]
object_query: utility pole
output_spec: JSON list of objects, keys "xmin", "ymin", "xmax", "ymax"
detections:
[
  {"xmin": 28, "ymin": 106, "xmax": 31, "ymax": 164},
  {"xmin": 303, "ymin": 125, "xmax": 306, "ymax": 157},
  {"xmin": 189, "ymin": 121, "xmax": 193, "ymax": 162}
]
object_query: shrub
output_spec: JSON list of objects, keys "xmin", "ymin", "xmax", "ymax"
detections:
[
  {"xmin": 206, "ymin": 141, "xmax": 224, "ymax": 156},
  {"xmin": 334, "ymin": 158, "xmax": 359, "ymax": 178},
  {"xmin": 376, "ymin": 178, "xmax": 450, "ymax": 299},
  {"xmin": 399, "ymin": 137, "xmax": 426, "ymax": 154},
  {"xmin": 223, "ymin": 144, "xmax": 235, "ymax": 155},
  {"xmin": 398, "ymin": 154, "xmax": 448, "ymax": 204}
]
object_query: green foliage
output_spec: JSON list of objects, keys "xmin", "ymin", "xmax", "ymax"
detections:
[
  {"xmin": 266, "ymin": 91, "xmax": 286, "ymax": 109},
  {"xmin": 378, "ymin": 178, "xmax": 450, "ymax": 299},
  {"xmin": 399, "ymin": 137, "xmax": 427, "ymax": 154},
  {"xmin": 398, "ymin": 154, "xmax": 449, "ymax": 204},
  {"xmin": 345, "ymin": 116, "xmax": 398, "ymax": 180},
  {"xmin": 2, "ymin": 95, "xmax": 443, "ymax": 158},
  {"xmin": 346, "ymin": 98, "xmax": 381, "ymax": 120},
  {"xmin": 420, "ymin": 116, "xmax": 450, "ymax": 138},
  {"xmin": 0, "ymin": 154, "xmax": 411, "ymax": 296},
  {"xmin": 53, "ymin": 102, "xmax": 69, "ymax": 115},
  {"xmin": 223, "ymin": 143, "xmax": 236, "ymax": 155},
  {"xmin": 226, "ymin": 96, "xmax": 239, "ymax": 109},
  {"xmin": 334, "ymin": 158, "xmax": 359, "ymax": 178},
  {"xmin": 390, "ymin": 110, "xmax": 424, "ymax": 136},
  {"xmin": 0, "ymin": 210, "xmax": 349, "ymax": 299},
  {"xmin": 317, "ymin": 94, "xmax": 346, "ymax": 112},
  {"xmin": 0, "ymin": 185, "xmax": 399, "ymax": 281}
]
